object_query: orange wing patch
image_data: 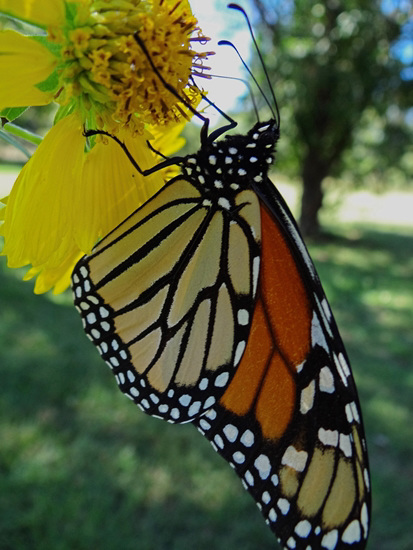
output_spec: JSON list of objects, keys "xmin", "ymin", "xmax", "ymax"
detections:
[{"xmin": 220, "ymin": 204, "xmax": 311, "ymax": 440}]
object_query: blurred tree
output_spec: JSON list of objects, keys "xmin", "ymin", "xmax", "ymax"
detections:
[{"xmin": 251, "ymin": 0, "xmax": 412, "ymax": 236}]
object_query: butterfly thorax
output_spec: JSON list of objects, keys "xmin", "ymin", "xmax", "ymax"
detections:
[{"xmin": 182, "ymin": 119, "xmax": 279, "ymax": 203}]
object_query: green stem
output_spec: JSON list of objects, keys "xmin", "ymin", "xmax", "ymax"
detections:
[{"xmin": 3, "ymin": 123, "xmax": 43, "ymax": 146}]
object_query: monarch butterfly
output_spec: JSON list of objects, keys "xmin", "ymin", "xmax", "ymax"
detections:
[{"xmin": 71, "ymin": 4, "xmax": 371, "ymax": 549}]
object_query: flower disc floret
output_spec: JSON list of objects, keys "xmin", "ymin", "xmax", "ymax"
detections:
[{"xmin": 52, "ymin": 0, "xmax": 209, "ymax": 133}]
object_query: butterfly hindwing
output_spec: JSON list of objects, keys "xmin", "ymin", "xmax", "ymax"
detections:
[
  {"xmin": 195, "ymin": 181, "xmax": 371, "ymax": 549},
  {"xmin": 72, "ymin": 175, "xmax": 261, "ymax": 423}
]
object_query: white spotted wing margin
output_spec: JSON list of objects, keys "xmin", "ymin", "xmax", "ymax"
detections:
[
  {"xmin": 71, "ymin": 175, "xmax": 261, "ymax": 424},
  {"xmin": 194, "ymin": 176, "xmax": 371, "ymax": 549}
]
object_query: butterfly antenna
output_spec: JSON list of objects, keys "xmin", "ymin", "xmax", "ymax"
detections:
[
  {"xmin": 194, "ymin": 72, "xmax": 260, "ymax": 121},
  {"xmin": 218, "ymin": 39, "xmax": 270, "ymax": 119},
  {"xmin": 227, "ymin": 3, "xmax": 280, "ymax": 127}
]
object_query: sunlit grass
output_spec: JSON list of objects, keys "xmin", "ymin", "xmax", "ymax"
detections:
[{"xmin": 1, "ymin": 194, "xmax": 412, "ymax": 549}]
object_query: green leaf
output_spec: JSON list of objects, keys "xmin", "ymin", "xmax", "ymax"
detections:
[
  {"xmin": 54, "ymin": 103, "xmax": 75, "ymax": 124},
  {"xmin": 64, "ymin": 1, "xmax": 79, "ymax": 28},
  {"xmin": 35, "ymin": 70, "xmax": 59, "ymax": 93},
  {"xmin": 31, "ymin": 35, "xmax": 61, "ymax": 57},
  {"xmin": 0, "ymin": 107, "xmax": 28, "ymax": 122},
  {"xmin": 0, "ymin": 128, "xmax": 31, "ymax": 158}
]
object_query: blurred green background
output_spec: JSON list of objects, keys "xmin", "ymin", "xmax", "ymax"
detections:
[{"xmin": 1, "ymin": 0, "xmax": 412, "ymax": 549}]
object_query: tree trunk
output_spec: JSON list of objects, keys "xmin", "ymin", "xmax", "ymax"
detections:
[{"xmin": 299, "ymin": 153, "xmax": 326, "ymax": 238}]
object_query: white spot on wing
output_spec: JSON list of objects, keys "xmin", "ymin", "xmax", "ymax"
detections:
[
  {"xmin": 334, "ymin": 353, "xmax": 349, "ymax": 387},
  {"xmin": 321, "ymin": 297, "xmax": 332, "ymax": 321},
  {"xmin": 319, "ymin": 366, "xmax": 335, "ymax": 393},
  {"xmin": 237, "ymin": 309, "xmax": 249, "ymax": 325},
  {"xmin": 321, "ymin": 530, "xmax": 338, "ymax": 549},
  {"xmin": 233, "ymin": 451, "xmax": 245, "ymax": 464},
  {"xmin": 364, "ymin": 468, "xmax": 370, "ymax": 491},
  {"xmin": 339, "ymin": 433, "xmax": 352, "ymax": 457},
  {"xmin": 240, "ymin": 429, "xmax": 254, "ymax": 447},
  {"xmin": 345, "ymin": 403, "xmax": 354, "ymax": 423},
  {"xmin": 262, "ymin": 491, "xmax": 271, "ymax": 504},
  {"xmin": 342, "ymin": 520, "xmax": 361, "ymax": 544},
  {"xmin": 318, "ymin": 428, "xmax": 339, "ymax": 447},
  {"xmin": 314, "ymin": 294, "xmax": 333, "ymax": 338},
  {"xmin": 339, "ymin": 352, "xmax": 351, "ymax": 378},
  {"xmin": 244, "ymin": 470, "xmax": 254, "ymax": 486},
  {"xmin": 188, "ymin": 401, "xmax": 201, "ymax": 416},
  {"xmin": 199, "ymin": 377, "xmax": 208, "ymax": 390},
  {"xmin": 234, "ymin": 341, "xmax": 246, "ymax": 366},
  {"xmin": 361, "ymin": 502, "xmax": 369, "ymax": 537},
  {"xmin": 277, "ymin": 498, "xmax": 290, "ymax": 515},
  {"xmin": 296, "ymin": 361, "xmax": 305, "ymax": 373},
  {"xmin": 214, "ymin": 434, "xmax": 224, "ymax": 449},
  {"xmin": 252, "ymin": 255, "xmax": 260, "ymax": 296},
  {"xmin": 311, "ymin": 312, "xmax": 329, "ymax": 352},
  {"xmin": 281, "ymin": 446, "xmax": 308, "ymax": 472},
  {"xmin": 218, "ymin": 197, "xmax": 231, "ymax": 210},
  {"xmin": 300, "ymin": 380, "xmax": 315, "ymax": 414},
  {"xmin": 294, "ymin": 519, "xmax": 312, "ymax": 538},
  {"xmin": 254, "ymin": 454, "xmax": 271, "ymax": 480},
  {"xmin": 199, "ymin": 418, "xmax": 211, "ymax": 431},
  {"xmin": 223, "ymin": 424, "xmax": 238, "ymax": 442},
  {"xmin": 86, "ymin": 312, "xmax": 97, "ymax": 324},
  {"xmin": 215, "ymin": 371, "xmax": 229, "ymax": 387},
  {"xmin": 179, "ymin": 394, "xmax": 191, "ymax": 407},
  {"xmin": 204, "ymin": 408, "xmax": 217, "ymax": 420},
  {"xmin": 203, "ymin": 396, "xmax": 216, "ymax": 409},
  {"xmin": 350, "ymin": 401, "xmax": 360, "ymax": 423}
]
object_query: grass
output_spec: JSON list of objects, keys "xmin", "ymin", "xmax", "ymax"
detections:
[{"xmin": 0, "ymin": 208, "xmax": 412, "ymax": 549}]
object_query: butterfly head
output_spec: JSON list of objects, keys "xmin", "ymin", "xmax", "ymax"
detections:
[{"xmin": 182, "ymin": 118, "xmax": 280, "ymax": 195}]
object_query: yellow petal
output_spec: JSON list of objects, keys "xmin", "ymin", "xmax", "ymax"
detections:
[
  {"xmin": 2, "ymin": 113, "xmax": 85, "ymax": 269},
  {"xmin": 0, "ymin": 30, "xmax": 57, "ymax": 108},
  {"xmin": 0, "ymin": 0, "xmax": 65, "ymax": 28},
  {"xmin": 78, "ymin": 129, "xmax": 166, "ymax": 251},
  {"xmin": 24, "ymin": 247, "xmax": 84, "ymax": 294},
  {"xmin": 1, "ymin": 113, "xmax": 173, "ymax": 293}
]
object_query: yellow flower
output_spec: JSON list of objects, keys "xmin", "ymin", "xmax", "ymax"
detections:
[{"xmin": 0, "ymin": 0, "xmax": 211, "ymax": 293}]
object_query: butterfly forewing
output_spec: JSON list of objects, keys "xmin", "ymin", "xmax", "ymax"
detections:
[{"xmin": 72, "ymin": 176, "xmax": 261, "ymax": 423}]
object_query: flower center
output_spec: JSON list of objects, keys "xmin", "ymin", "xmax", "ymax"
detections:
[{"xmin": 52, "ymin": 0, "xmax": 211, "ymax": 133}]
